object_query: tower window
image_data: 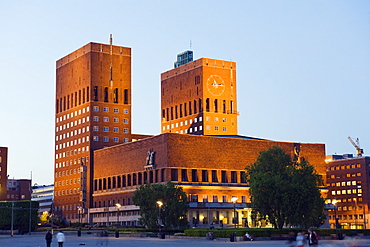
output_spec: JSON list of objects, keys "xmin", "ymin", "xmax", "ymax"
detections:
[
  {"xmin": 104, "ymin": 87, "xmax": 108, "ymax": 102},
  {"xmin": 124, "ymin": 89, "xmax": 128, "ymax": 104},
  {"xmin": 206, "ymin": 98, "xmax": 210, "ymax": 112},
  {"xmin": 93, "ymin": 86, "xmax": 98, "ymax": 101},
  {"xmin": 114, "ymin": 88, "xmax": 118, "ymax": 103}
]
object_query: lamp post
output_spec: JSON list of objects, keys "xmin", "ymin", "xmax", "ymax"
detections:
[
  {"xmin": 354, "ymin": 198, "xmax": 357, "ymax": 229},
  {"xmin": 157, "ymin": 201, "xmax": 164, "ymax": 239},
  {"xmin": 115, "ymin": 203, "xmax": 121, "ymax": 226},
  {"xmin": 332, "ymin": 200, "xmax": 338, "ymax": 229},
  {"xmin": 77, "ymin": 206, "xmax": 82, "ymax": 227},
  {"xmin": 231, "ymin": 197, "xmax": 238, "ymax": 242}
]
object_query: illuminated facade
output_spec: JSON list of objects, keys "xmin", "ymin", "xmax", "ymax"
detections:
[
  {"xmin": 90, "ymin": 133, "xmax": 326, "ymax": 227},
  {"xmin": 161, "ymin": 55, "xmax": 238, "ymax": 136},
  {"xmin": 326, "ymin": 154, "xmax": 370, "ymax": 229},
  {"xmin": 54, "ymin": 40, "xmax": 132, "ymax": 222}
]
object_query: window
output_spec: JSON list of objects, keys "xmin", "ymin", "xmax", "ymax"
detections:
[
  {"xmin": 192, "ymin": 169, "xmax": 198, "ymax": 182},
  {"xmin": 202, "ymin": 195, "xmax": 208, "ymax": 202},
  {"xmin": 103, "ymin": 117, "xmax": 109, "ymax": 122},
  {"xmin": 93, "ymin": 136, "xmax": 99, "ymax": 141},
  {"xmin": 123, "ymin": 118, "xmax": 129, "ymax": 124},
  {"xmin": 124, "ymin": 109, "xmax": 129, "ymax": 114},
  {"xmin": 123, "ymin": 128, "xmax": 129, "ymax": 133},
  {"xmin": 124, "ymin": 138, "xmax": 129, "ymax": 143},
  {"xmin": 103, "ymin": 107, "xmax": 109, "ymax": 112},
  {"xmin": 181, "ymin": 169, "xmax": 188, "ymax": 182},
  {"xmin": 93, "ymin": 106, "xmax": 99, "ymax": 111},
  {"xmin": 103, "ymin": 137, "xmax": 109, "ymax": 142},
  {"xmin": 222, "ymin": 127, "xmax": 227, "ymax": 131},
  {"xmin": 202, "ymin": 170, "xmax": 208, "ymax": 182},
  {"xmin": 212, "ymin": 195, "xmax": 218, "ymax": 202},
  {"xmin": 103, "ymin": 127, "xmax": 109, "ymax": 132},
  {"xmin": 114, "ymin": 108, "xmax": 119, "ymax": 113},
  {"xmin": 231, "ymin": 171, "xmax": 237, "ymax": 183},
  {"xmin": 212, "ymin": 170, "xmax": 218, "ymax": 182},
  {"xmin": 114, "ymin": 118, "xmax": 119, "ymax": 123},
  {"xmin": 215, "ymin": 126, "xmax": 219, "ymax": 131},
  {"xmin": 191, "ymin": 195, "xmax": 198, "ymax": 202},
  {"xmin": 221, "ymin": 171, "xmax": 228, "ymax": 183},
  {"xmin": 171, "ymin": 169, "xmax": 178, "ymax": 181},
  {"xmin": 93, "ymin": 116, "xmax": 99, "ymax": 121},
  {"xmin": 240, "ymin": 171, "xmax": 246, "ymax": 183},
  {"xmin": 222, "ymin": 195, "xmax": 227, "ymax": 203},
  {"xmin": 113, "ymin": 127, "xmax": 119, "ymax": 133}
]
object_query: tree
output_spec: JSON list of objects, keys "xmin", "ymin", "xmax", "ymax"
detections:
[
  {"xmin": 132, "ymin": 181, "xmax": 189, "ymax": 229},
  {"xmin": 246, "ymin": 146, "xmax": 325, "ymax": 229}
]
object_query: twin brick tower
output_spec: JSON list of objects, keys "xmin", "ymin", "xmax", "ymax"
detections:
[{"xmin": 54, "ymin": 39, "xmax": 240, "ymax": 221}]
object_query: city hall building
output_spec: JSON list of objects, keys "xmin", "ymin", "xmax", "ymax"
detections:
[{"xmin": 54, "ymin": 39, "xmax": 326, "ymax": 226}]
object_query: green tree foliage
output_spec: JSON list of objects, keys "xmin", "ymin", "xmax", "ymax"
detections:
[
  {"xmin": 246, "ymin": 146, "xmax": 325, "ymax": 229},
  {"xmin": 0, "ymin": 201, "xmax": 39, "ymax": 232},
  {"xmin": 132, "ymin": 182, "xmax": 188, "ymax": 229}
]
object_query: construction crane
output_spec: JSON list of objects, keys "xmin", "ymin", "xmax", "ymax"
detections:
[{"xmin": 348, "ymin": 136, "xmax": 364, "ymax": 157}]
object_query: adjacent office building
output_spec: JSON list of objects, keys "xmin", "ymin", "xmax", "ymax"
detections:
[{"xmin": 326, "ymin": 154, "xmax": 370, "ymax": 229}]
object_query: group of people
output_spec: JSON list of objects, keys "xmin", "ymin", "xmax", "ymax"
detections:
[
  {"xmin": 45, "ymin": 230, "xmax": 65, "ymax": 247},
  {"xmin": 289, "ymin": 229, "xmax": 319, "ymax": 247}
]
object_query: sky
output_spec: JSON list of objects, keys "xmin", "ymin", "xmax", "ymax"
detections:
[{"xmin": 0, "ymin": 0, "xmax": 369, "ymax": 185}]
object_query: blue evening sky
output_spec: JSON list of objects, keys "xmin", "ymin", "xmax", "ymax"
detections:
[{"xmin": 0, "ymin": 0, "xmax": 369, "ymax": 185}]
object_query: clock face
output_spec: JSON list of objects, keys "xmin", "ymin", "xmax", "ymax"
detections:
[{"xmin": 207, "ymin": 75, "xmax": 225, "ymax": 96}]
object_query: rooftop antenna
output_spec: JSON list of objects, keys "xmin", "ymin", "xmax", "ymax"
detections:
[{"xmin": 190, "ymin": 40, "xmax": 192, "ymax": 50}]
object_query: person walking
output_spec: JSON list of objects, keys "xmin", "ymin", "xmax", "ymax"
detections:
[
  {"xmin": 45, "ymin": 230, "xmax": 52, "ymax": 247},
  {"xmin": 296, "ymin": 232, "xmax": 305, "ymax": 247},
  {"xmin": 307, "ymin": 229, "xmax": 317, "ymax": 246},
  {"xmin": 56, "ymin": 230, "xmax": 65, "ymax": 247}
]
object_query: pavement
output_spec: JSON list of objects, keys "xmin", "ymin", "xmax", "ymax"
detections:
[{"xmin": 0, "ymin": 232, "xmax": 369, "ymax": 247}]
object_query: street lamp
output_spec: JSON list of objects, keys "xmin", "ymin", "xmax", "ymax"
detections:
[
  {"xmin": 115, "ymin": 203, "xmax": 121, "ymax": 226},
  {"xmin": 157, "ymin": 201, "xmax": 163, "ymax": 228},
  {"xmin": 231, "ymin": 197, "xmax": 238, "ymax": 241},
  {"xmin": 77, "ymin": 206, "xmax": 82, "ymax": 226}
]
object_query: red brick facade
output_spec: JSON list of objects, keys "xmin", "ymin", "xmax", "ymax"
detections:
[
  {"xmin": 54, "ymin": 41, "xmax": 132, "ymax": 222},
  {"xmin": 0, "ymin": 147, "xmax": 8, "ymax": 201}
]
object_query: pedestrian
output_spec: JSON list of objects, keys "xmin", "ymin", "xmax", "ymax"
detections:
[
  {"xmin": 296, "ymin": 232, "xmax": 305, "ymax": 247},
  {"xmin": 45, "ymin": 230, "xmax": 52, "ymax": 247},
  {"xmin": 56, "ymin": 230, "xmax": 65, "ymax": 247},
  {"xmin": 244, "ymin": 232, "xmax": 253, "ymax": 241},
  {"xmin": 307, "ymin": 229, "xmax": 317, "ymax": 246}
]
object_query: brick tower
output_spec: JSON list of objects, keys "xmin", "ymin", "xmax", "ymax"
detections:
[
  {"xmin": 54, "ymin": 38, "xmax": 132, "ymax": 222},
  {"xmin": 161, "ymin": 52, "xmax": 238, "ymax": 135}
]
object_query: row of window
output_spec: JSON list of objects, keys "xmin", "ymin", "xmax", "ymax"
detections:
[
  {"xmin": 92, "ymin": 136, "xmax": 129, "ymax": 143},
  {"xmin": 93, "ymin": 106, "xmax": 129, "ymax": 114},
  {"xmin": 329, "ymin": 214, "xmax": 364, "ymax": 220},
  {"xmin": 188, "ymin": 194, "xmax": 247, "ymax": 203},
  {"xmin": 56, "ymin": 117, "xmax": 89, "ymax": 132},
  {"xmin": 55, "ymin": 178, "xmax": 80, "ymax": 187},
  {"xmin": 93, "ymin": 116, "xmax": 129, "ymax": 123},
  {"xmin": 331, "ymin": 189, "xmax": 362, "ymax": 195},
  {"xmin": 94, "ymin": 126, "xmax": 129, "ymax": 133},
  {"xmin": 329, "ymin": 164, "xmax": 361, "ymax": 170},
  {"xmin": 94, "ymin": 169, "xmax": 165, "ymax": 191},
  {"xmin": 55, "ymin": 156, "xmax": 89, "ymax": 168},
  {"xmin": 56, "ymin": 147, "xmax": 90, "ymax": 159},
  {"xmin": 162, "ymin": 99, "xmax": 235, "ymax": 122},
  {"xmin": 56, "ymin": 107, "xmax": 90, "ymax": 123},
  {"xmin": 171, "ymin": 169, "xmax": 247, "ymax": 184},
  {"xmin": 57, "ymin": 127, "xmax": 89, "ymax": 141},
  {"xmin": 56, "ymin": 137, "xmax": 89, "ymax": 150},
  {"xmin": 328, "ymin": 173, "xmax": 362, "ymax": 179},
  {"xmin": 56, "ymin": 87, "xmax": 130, "ymax": 113},
  {"xmin": 55, "ymin": 187, "xmax": 80, "ymax": 196},
  {"xmin": 94, "ymin": 198, "xmax": 132, "ymax": 208},
  {"xmin": 327, "ymin": 181, "xmax": 359, "ymax": 187}
]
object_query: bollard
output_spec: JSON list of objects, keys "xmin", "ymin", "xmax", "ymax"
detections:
[
  {"xmin": 115, "ymin": 230, "xmax": 119, "ymax": 238},
  {"xmin": 77, "ymin": 229, "xmax": 81, "ymax": 237}
]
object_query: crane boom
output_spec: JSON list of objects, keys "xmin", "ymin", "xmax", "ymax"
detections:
[{"xmin": 348, "ymin": 136, "xmax": 364, "ymax": 157}]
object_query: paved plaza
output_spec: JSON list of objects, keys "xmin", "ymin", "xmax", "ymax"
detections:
[{"xmin": 0, "ymin": 232, "xmax": 369, "ymax": 247}]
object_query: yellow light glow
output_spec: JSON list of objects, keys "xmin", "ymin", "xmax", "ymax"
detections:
[
  {"xmin": 231, "ymin": 197, "xmax": 238, "ymax": 203},
  {"xmin": 332, "ymin": 200, "xmax": 338, "ymax": 205},
  {"xmin": 115, "ymin": 203, "xmax": 121, "ymax": 209},
  {"xmin": 157, "ymin": 201, "xmax": 163, "ymax": 207}
]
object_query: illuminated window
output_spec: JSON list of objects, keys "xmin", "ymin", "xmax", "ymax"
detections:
[{"xmin": 93, "ymin": 136, "xmax": 99, "ymax": 141}]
